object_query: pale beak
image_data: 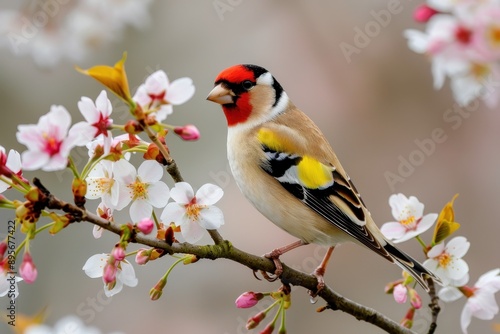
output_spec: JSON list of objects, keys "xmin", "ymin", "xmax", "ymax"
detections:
[{"xmin": 206, "ymin": 84, "xmax": 234, "ymax": 105}]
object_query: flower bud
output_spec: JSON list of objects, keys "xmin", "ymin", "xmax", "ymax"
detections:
[
  {"xmin": 112, "ymin": 245, "xmax": 126, "ymax": 262},
  {"xmin": 0, "ymin": 242, "xmax": 7, "ymax": 259},
  {"xmin": 20, "ymin": 252, "xmax": 38, "ymax": 284},
  {"xmin": 413, "ymin": 4, "xmax": 438, "ymax": 23},
  {"xmin": 393, "ymin": 284, "xmax": 408, "ymax": 304},
  {"xmin": 408, "ymin": 287, "xmax": 422, "ymax": 309},
  {"xmin": 183, "ymin": 254, "xmax": 199, "ymax": 265},
  {"xmin": 260, "ymin": 323, "xmax": 275, "ymax": 334},
  {"xmin": 400, "ymin": 307, "xmax": 415, "ymax": 329},
  {"xmin": 137, "ymin": 217, "xmax": 154, "ymax": 235},
  {"xmin": 246, "ymin": 311, "xmax": 266, "ymax": 330},
  {"xmin": 235, "ymin": 291, "xmax": 264, "ymax": 308},
  {"xmin": 72, "ymin": 178, "xmax": 87, "ymax": 207},
  {"xmin": 135, "ymin": 248, "xmax": 151, "ymax": 265},
  {"xmin": 150, "ymin": 278, "xmax": 167, "ymax": 301},
  {"xmin": 103, "ymin": 262, "xmax": 117, "ymax": 284},
  {"xmin": 174, "ymin": 124, "xmax": 200, "ymax": 141},
  {"xmin": 124, "ymin": 120, "xmax": 143, "ymax": 134}
]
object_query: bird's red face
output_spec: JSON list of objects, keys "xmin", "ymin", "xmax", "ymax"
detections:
[{"xmin": 207, "ymin": 64, "xmax": 279, "ymax": 127}]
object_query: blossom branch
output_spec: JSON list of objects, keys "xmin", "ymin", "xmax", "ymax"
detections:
[
  {"xmin": 33, "ymin": 177, "xmax": 414, "ymax": 334},
  {"xmin": 426, "ymin": 278, "xmax": 440, "ymax": 334}
]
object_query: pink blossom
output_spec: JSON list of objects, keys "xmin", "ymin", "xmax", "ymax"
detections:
[
  {"xmin": 133, "ymin": 70, "xmax": 195, "ymax": 122},
  {"xmin": 16, "ymin": 105, "xmax": 81, "ymax": 171},
  {"xmin": 71, "ymin": 90, "xmax": 114, "ymax": 153}
]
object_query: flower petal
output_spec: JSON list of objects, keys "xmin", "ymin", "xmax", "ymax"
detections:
[
  {"xmin": 416, "ymin": 213, "xmax": 437, "ymax": 233},
  {"xmin": 104, "ymin": 279, "xmax": 123, "ymax": 297},
  {"xmin": 161, "ymin": 203, "xmax": 186, "ymax": 224},
  {"xmin": 21, "ymin": 150, "xmax": 49, "ymax": 171},
  {"xmin": 181, "ymin": 220, "xmax": 206, "ymax": 244},
  {"xmin": 82, "ymin": 254, "xmax": 108, "ymax": 278},
  {"xmin": 166, "ymin": 77, "xmax": 195, "ymax": 105},
  {"xmin": 170, "ymin": 182, "xmax": 194, "ymax": 204},
  {"xmin": 380, "ymin": 222, "xmax": 406, "ymax": 240},
  {"xmin": 96, "ymin": 90, "xmax": 112, "ymax": 117},
  {"xmin": 427, "ymin": 243, "xmax": 445, "ymax": 259},
  {"xmin": 460, "ymin": 303, "xmax": 472, "ymax": 334},
  {"xmin": 446, "ymin": 236, "xmax": 470, "ymax": 258},
  {"xmin": 196, "ymin": 183, "xmax": 223, "ymax": 206},
  {"xmin": 119, "ymin": 260, "xmax": 138, "ymax": 287},
  {"xmin": 93, "ymin": 225, "xmax": 104, "ymax": 239},
  {"xmin": 78, "ymin": 96, "xmax": 100, "ymax": 123},
  {"xmin": 6, "ymin": 149, "xmax": 22, "ymax": 172},
  {"xmin": 130, "ymin": 199, "xmax": 152, "ymax": 223},
  {"xmin": 145, "ymin": 70, "xmax": 169, "ymax": 95},
  {"xmin": 199, "ymin": 206, "xmax": 224, "ymax": 229},
  {"xmin": 147, "ymin": 181, "xmax": 170, "ymax": 208},
  {"xmin": 438, "ymin": 286, "xmax": 463, "ymax": 302},
  {"xmin": 137, "ymin": 160, "xmax": 163, "ymax": 183}
]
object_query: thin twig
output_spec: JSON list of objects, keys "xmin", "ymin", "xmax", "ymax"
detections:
[{"xmin": 426, "ymin": 278, "xmax": 440, "ymax": 334}]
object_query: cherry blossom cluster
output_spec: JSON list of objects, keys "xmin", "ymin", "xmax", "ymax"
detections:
[
  {"xmin": 406, "ymin": 0, "xmax": 500, "ymax": 106},
  {"xmin": 0, "ymin": 0, "xmax": 154, "ymax": 67},
  {"xmin": 381, "ymin": 193, "xmax": 500, "ymax": 333},
  {"xmin": 0, "ymin": 54, "xmax": 224, "ymax": 306}
]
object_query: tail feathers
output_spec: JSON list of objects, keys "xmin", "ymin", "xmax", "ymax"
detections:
[{"xmin": 384, "ymin": 243, "xmax": 442, "ymax": 291}]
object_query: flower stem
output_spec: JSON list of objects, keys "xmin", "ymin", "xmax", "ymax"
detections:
[
  {"xmin": 67, "ymin": 156, "xmax": 81, "ymax": 179},
  {"xmin": 415, "ymin": 235, "xmax": 428, "ymax": 252}
]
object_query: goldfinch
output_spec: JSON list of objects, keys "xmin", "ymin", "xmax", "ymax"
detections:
[{"xmin": 206, "ymin": 64, "xmax": 440, "ymax": 291}]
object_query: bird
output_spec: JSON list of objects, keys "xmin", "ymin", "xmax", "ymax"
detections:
[{"xmin": 206, "ymin": 64, "xmax": 440, "ymax": 292}]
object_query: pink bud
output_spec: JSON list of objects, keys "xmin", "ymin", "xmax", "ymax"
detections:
[
  {"xmin": 19, "ymin": 253, "xmax": 38, "ymax": 284},
  {"xmin": 400, "ymin": 307, "xmax": 415, "ymax": 329},
  {"xmin": 408, "ymin": 288, "xmax": 422, "ymax": 309},
  {"xmin": 260, "ymin": 323, "xmax": 275, "ymax": 334},
  {"xmin": 393, "ymin": 284, "xmax": 408, "ymax": 304},
  {"xmin": 135, "ymin": 248, "xmax": 151, "ymax": 265},
  {"xmin": 103, "ymin": 262, "xmax": 117, "ymax": 284},
  {"xmin": 0, "ymin": 242, "xmax": 7, "ymax": 259},
  {"xmin": 235, "ymin": 291, "xmax": 263, "ymax": 308},
  {"xmin": 246, "ymin": 311, "xmax": 266, "ymax": 330},
  {"xmin": 112, "ymin": 246, "xmax": 126, "ymax": 261},
  {"xmin": 174, "ymin": 124, "xmax": 200, "ymax": 141},
  {"xmin": 137, "ymin": 217, "xmax": 154, "ymax": 235},
  {"xmin": 413, "ymin": 4, "xmax": 438, "ymax": 23}
]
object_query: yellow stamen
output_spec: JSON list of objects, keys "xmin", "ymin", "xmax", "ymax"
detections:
[{"xmin": 438, "ymin": 252, "xmax": 451, "ymax": 268}]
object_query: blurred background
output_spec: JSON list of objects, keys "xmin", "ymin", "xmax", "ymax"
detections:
[{"xmin": 0, "ymin": 1, "xmax": 499, "ymax": 333}]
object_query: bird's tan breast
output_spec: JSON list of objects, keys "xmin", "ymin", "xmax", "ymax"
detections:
[{"xmin": 226, "ymin": 125, "xmax": 350, "ymax": 246}]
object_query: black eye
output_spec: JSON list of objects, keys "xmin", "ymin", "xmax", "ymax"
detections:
[{"xmin": 241, "ymin": 80, "xmax": 254, "ymax": 90}]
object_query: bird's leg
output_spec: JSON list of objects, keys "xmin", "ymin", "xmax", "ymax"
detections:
[
  {"xmin": 310, "ymin": 246, "xmax": 335, "ymax": 297},
  {"xmin": 258, "ymin": 240, "xmax": 306, "ymax": 281}
]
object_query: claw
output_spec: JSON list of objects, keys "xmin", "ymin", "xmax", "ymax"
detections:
[
  {"xmin": 252, "ymin": 269, "xmax": 279, "ymax": 282},
  {"xmin": 308, "ymin": 266, "xmax": 326, "ymax": 298}
]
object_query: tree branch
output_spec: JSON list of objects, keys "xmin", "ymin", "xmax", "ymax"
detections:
[
  {"xmin": 426, "ymin": 278, "xmax": 441, "ymax": 334},
  {"xmin": 33, "ymin": 178, "xmax": 416, "ymax": 334}
]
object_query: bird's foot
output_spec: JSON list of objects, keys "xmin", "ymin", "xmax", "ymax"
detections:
[
  {"xmin": 308, "ymin": 266, "xmax": 326, "ymax": 298},
  {"xmin": 252, "ymin": 249, "xmax": 284, "ymax": 282}
]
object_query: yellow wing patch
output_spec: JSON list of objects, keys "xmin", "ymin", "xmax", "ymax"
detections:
[
  {"xmin": 297, "ymin": 156, "xmax": 334, "ymax": 189},
  {"xmin": 257, "ymin": 128, "xmax": 299, "ymax": 153}
]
